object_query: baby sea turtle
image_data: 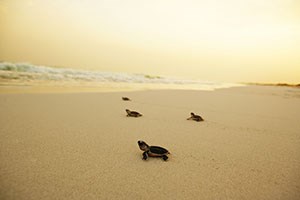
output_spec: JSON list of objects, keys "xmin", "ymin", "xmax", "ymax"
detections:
[
  {"xmin": 138, "ymin": 140, "xmax": 170, "ymax": 161},
  {"xmin": 187, "ymin": 112, "xmax": 204, "ymax": 122},
  {"xmin": 126, "ymin": 109, "xmax": 142, "ymax": 117},
  {"xmin": 122, "ymin": 97, "xmax": 131, "ymax": 101}
]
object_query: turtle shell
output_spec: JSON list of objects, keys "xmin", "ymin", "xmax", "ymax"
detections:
[
  {"xmin": 149, "ymin": 146, "xmax": 169, "ymax": 156},
  {"xmin": 122, "ymin": 97, "xmax": 130, "ymax": 101},
  {"xmin": 130, "ymin": 111, "xmax": 140, "ymax": 115},
  {"xmin": 193, "ymin": 115, "xmax": 204, "ymax": 121},
  {"xmin": 127, "ymin": 110, "xmax": 141, "ymax": 116}
]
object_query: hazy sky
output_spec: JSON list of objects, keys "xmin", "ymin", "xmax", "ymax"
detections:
[{"xmin": 0, "ymin": 0, "xmax": 299, "ymax": 83}]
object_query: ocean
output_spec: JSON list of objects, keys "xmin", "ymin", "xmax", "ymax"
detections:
[{"xmin": 0, "ymin": 62, "xmax": 243, "ymax": 92}]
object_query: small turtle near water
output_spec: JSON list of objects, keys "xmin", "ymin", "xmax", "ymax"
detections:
[
  {"xmin": 126, "ymin": 109, "xmax": 142, "ymax": 117},
  {"xmin": 138, "ymin": 140, "xmax": 170, "ymax": 161},
  {"xmin": 122, "ymin": 97, "xmax": 131, "ymax": 101},
  {"xmin": 187, "ymin": 112, "xmax": 204, "ymax": 122}
]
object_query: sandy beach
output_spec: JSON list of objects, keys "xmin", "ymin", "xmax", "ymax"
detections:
[{"xmin": 0, "ymin": 85, "xmax": 300, "ymax": 200}]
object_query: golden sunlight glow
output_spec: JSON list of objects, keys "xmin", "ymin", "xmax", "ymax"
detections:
[{"xmin": 0, "ymin": 0, "xmax": 299, "ymax": 83}]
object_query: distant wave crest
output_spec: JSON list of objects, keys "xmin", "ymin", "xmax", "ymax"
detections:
[
  {"xmin": 0, "ymin": 62, "xmax": 242, "ymax": 90},
  {"xmin": 0, "ymin": 62, "xmax": 166, "ymax": 83}
]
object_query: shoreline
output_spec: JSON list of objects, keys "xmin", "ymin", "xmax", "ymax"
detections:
[
  {"xmin": 1, "ymin": 78, "xmax": 298, "ymax": 95},
  {"xmin": 245, "ymin": 82, "xmax": 300, "ymax": 88},
  {"xmin": 0, "ymin": 80, "xmax": 244, "ymax": 94}
]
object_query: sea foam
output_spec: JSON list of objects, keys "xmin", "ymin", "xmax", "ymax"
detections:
[{"xmin": 0, "ymin": 62, "xmax": 242, "ymax": 90}]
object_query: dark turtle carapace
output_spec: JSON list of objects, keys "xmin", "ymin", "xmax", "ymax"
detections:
[
  {"xmin": 187, "ymin": 112, "xmax": 204, "ymax": 122},
  {"xmin": 138, "ymin": 140, "xmax": 170, "ymax": 161},
  {"xmin": 122, "ymin": 97, "xmax": 131, "ymax": 101},
  {"xmin": 126, "ymin": 109, "xmax": 142, "ymax": 117}
]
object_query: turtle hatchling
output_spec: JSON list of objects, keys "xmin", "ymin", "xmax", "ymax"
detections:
[
  {"xmin": 122, "ymin": 97, "xmax": 131, "ymax": 101},
  {"xmin": 138, "ymin": 140, "xmax": 170, "ymax": 161},
  {"xmin": 187, "ymin": 112, "xmax": 204, "ymax": 122},
  {"xmin": 126, "ymin": 109, "xmax": 142, "ymax": 117}
]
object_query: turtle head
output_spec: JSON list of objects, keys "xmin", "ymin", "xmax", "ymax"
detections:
[
  {"xmin": 126, "ymin": 109, "xmax": 130, "ymax": 114},
  {"xmin": 138, "ymin": 140, "xmax": 149, "ymax": 151},
  {"xmin": 191, "ymin": 112, "xmax": 195, "ymax": 116}
]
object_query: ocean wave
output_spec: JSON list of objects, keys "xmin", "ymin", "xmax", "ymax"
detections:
[
  {"xmin": 0, "ymin": 62, "xmax": 165, "ymax": 83},
  {"xmin": 0, "ymin": 62, "xmax": 242, "ymax": 90}
]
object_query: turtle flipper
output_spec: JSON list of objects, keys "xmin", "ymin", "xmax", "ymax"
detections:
[
  {"xmin": 162, "ymin": 155, "xmax": 168, "ymax": 161},
  {"xmin": 142, "ymin": 151, "xmax": 148, "ymax": 160}
]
